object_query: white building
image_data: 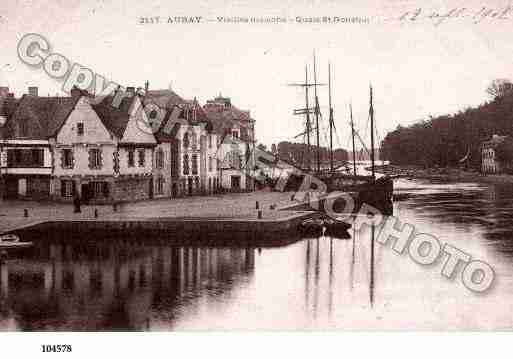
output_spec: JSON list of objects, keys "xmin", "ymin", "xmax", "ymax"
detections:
[{"xmin": 204, "ymin": 95, "xmax": 255, "ymax": 192}]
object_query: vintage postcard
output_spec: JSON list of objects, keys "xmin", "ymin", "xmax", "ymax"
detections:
[{"xmin": 1, "ymin": 0, "xmax": 513, "ymax": 355}]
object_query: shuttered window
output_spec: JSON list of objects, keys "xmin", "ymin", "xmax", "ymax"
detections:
[{"xmin": 183, "ymin": 154, "xmax": 189, "ymax": 175}]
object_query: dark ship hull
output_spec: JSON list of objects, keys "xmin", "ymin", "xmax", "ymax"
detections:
[{"xmin": 281, "ymin": 172, "xmax": 394, "ymax": 216}]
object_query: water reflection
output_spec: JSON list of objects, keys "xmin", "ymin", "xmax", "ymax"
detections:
[
  {"xmin": 3, "ymin": 179, "xmax": 513, "ymax": 330},
  {"xmin": 0, "ymin": 243, "xmax": 255, "ymax": 331}
]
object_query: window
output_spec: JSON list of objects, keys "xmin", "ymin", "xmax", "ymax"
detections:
[
  {"xmin": 183, "ymin": 132, "xmax": 189, "ymax": 148},
  {"xmin": 128, "ymin": 149, "xmax": 135, "ymax": 167},
  {"xmin": 208, "ymin": 156, "xmax": 213, "ymax": 172},
  {"xmin": 208, "ymin": 134, "xmax": 212, "ymax": 149},
  {"xmin": 91, "ymin": 181, "xmax": 109, "ymax": 198},
  {"xmin": 61, "ymin": 180, "xmax": 75, "ymax": 198},
  {"xmin": 88, "ymin": 148, "xmax": 102, "ymax": 169},
  {"xmin": 156, "ymin": 177, "xmax": 165, "ymax": 195},
  {"xmin": 77, "ymin": 122, "xmax": 84, "ymax": 136},
  {"xmin": 183, "ymin": 154, "xmax": 189, "ymax": 175},
  {"xmin": 138, "ymin": 149, "xmax": 145, "ymax": 167},
  {"xmin": 191, "ymin": 132, "xmax": 197, "ymax": 150},
  {"xmin": 6, "ymin": 149, "xmax": 44, "ymax": 167},
  {"xmin": 156, "ymin": 149, "xmax": 164, "ymax": 169},
  {"xmin": 31, "ymin": 149, "xmax": 43, "ymax": 165},
  {"xmin": 232, "ymin": 131, "xmax": 239, "ymax": 139},
  {"xmin": 191, "ymin": 154, "xmax": 198, "ymax": 175},
  {"xmin": 62, "ymin": 149, "xmax": 73, "ymax": 168}
]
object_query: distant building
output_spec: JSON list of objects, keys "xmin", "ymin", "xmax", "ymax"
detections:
[{"xmin": 481, "ymin": 134, "xmax": 513, "ymax": 174}]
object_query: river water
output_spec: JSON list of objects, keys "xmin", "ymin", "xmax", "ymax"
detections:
[{"xmin": 1, "ymin": 178, "xmax": 513, "ymax": 331}]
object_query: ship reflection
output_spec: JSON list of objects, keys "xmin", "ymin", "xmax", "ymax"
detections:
[
  {"xmin": 0, "ymin": 242, "xmax": 255, "ymax": 331},
  {"xmin": 302, "ymin": 222, "xmax": 378, "ymax": 321}
]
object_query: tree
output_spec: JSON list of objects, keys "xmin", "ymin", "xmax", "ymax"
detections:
[{"xmin": 486, "ymin": 79, "xmax": 513, "ymax": 100}]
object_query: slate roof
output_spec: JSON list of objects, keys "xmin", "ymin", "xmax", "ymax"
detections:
[
  {"xmin": 0, "ymin": 97, "xmax": 19, "ymax": 135},
  {"xmin": 203, "ymin": 101, "xmax": 253, "ymax": 141},
  {"xmin": 91, "ymin": 95, "xmax": 134, "ymax": 139},
  {"xmin": 6, "ymin": 95, "xmax": 79, "ymax": 139},
  {"xmin": 144, "ymin": 89, "xmax": 186, "ymax": 109},
  {"xmin": 153, "ymin": 106, "xmax": 182, "ymax": 143}
]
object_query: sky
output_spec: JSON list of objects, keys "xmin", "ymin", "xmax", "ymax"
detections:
[{"xmin": 1, "ymin": 0, "xmax": 513, "ymax": 150}]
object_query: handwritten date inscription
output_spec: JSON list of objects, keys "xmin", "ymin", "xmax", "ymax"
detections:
[{"xmin": 398, "ymin": 6, "xmax": 512, "ymax": 25}]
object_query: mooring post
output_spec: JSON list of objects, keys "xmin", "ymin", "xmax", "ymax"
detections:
[
  {"xmin": 257, "ymin": 210, "xmax": 263, "ymax": 219},
  {"xmin": 94, "ymin": 209, "xmax": 98, "ymax": 218},
  {"xmin": 256, "ymin": 201, "xmax": 259, "ymax": 209},
  {"xmin": 23, "ymin": 209, "xmax": 28, "ymax": 218}
]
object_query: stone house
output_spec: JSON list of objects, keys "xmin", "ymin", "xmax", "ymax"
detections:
[
  {"xmin": 145, "ymin": 89, "xmax": 218, "ymax": 197},
  {"xmin": 1, "ymin": 87, "xmax": 156, "ymax": 202},
  {"xmin": 204, "ymin": 95, "xmax": 255, "ymax": 191},
  {"xmin": 1, "ymin": 90, "xmax": 72, "ymax": 200},
  {"xmin": 481, "ymin": 134, "xmax": 513, "ymax": 174}
]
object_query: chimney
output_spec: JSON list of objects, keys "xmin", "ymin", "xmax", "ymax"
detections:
[
  {"xmin": 0, "ymin": 87, "xmax": 9, "ymax": 97},
  {"xmin": 28, "ymin": 86, "xmax": 38, "ymax": 97}
]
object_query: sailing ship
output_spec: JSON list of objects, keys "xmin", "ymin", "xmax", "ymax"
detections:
[{"xmin": 287, "ymin": 54, "xmax": 393, "ymax": 215}]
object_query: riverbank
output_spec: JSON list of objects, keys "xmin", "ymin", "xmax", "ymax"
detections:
[
  {"xmin": 374, "ymin": 164, "xmax": 513, "ymax": 184},
  {"xmin": 0, "ymin": 191, "xmax": 312, "ymax": 240}
]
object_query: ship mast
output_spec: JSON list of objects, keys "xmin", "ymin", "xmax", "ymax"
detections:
[
  {"xmin": 289, "ymin": 58, "xmax": 325, "ymax": 171},
  {"xmin": 305, "ymin": 66, "xmax": 311, "ymax": 171},
  {"xmin": 369, "ymin": 84, "xmax": 376, "ymax": 180},
  {"xmin": 350, "ymin": 103, "xmax": 357, "ymax": 176},
  {"xmin": 313, "ymin": 53, "xmax": 321, "ymax": 173},
  {"xmin": 328, "ymin": 62, "xmax": 334, "ymax": 173}
]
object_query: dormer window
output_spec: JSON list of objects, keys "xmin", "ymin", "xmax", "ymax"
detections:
[{"xmin": 77, "ymin": 122, "xmax": 84, "ymax": 136}]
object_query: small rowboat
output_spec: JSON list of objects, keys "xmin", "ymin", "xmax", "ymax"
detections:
[
  {"xmin": 299, "ymin": 217, "xmax": 352, "ymax": 238},
  {"xmin": 0, "ymin": 234, "xmax": 33, "ymax": 250}
]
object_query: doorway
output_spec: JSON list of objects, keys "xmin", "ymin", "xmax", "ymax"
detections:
[
  {"xmin": 81, "ymin": 183, "xmax": 91, "ymax": 203},
  {"xmin": 187, "ymin": 177, "xmax": 193, "ymax": 195},
  {"xmin": 231, "ymin": 175, "xmax": 241, "ymax": 190}
]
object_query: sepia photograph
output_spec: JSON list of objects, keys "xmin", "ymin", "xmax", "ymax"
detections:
[{"xmin": 1, "ymin": 0, "xmax": 513, "ymax": 355}]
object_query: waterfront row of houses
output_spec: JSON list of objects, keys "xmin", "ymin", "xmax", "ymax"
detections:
[{"xmin": 0, "ymin": 86, "xmax": 256, "ymax": 203}]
